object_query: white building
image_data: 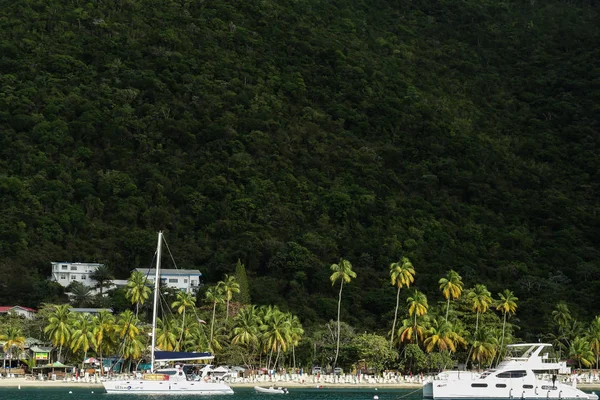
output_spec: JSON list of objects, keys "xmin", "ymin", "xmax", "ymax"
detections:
[
  {"xmin": 50, "ymin": 262, "xmax": 104, "ymax": 287},
  {"xmin": 0, "ymin": 305, "xmax": 36, "ymax": 319},
  {"xmin": 134, "ymin": 268, "xmax": 202, "ymax": 293}
]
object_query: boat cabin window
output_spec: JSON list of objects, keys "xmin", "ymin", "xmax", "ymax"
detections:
[
  {"xmin": 496, "ymin": 384, "xmax": 507, "ymax": 388},
  {"xmin": 480, "ymin": 370, "xmax": 495, "ymax": 379},
  {"xmin": 161, "ymin": 371, "xmax": 179, "ymax": 375},
  {"xmin": 471, "ymin": 383, "xmax": 488, "ymax": 388},
  {"xmin": 523, "ymin": 385, "xmax": 534, "ymax": 389},
  {"xmin": 496, "ymin": 370, "xmax": 527, "ymax": 378}
]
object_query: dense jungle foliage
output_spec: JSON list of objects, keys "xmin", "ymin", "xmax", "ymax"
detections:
[{"xmin": 0, "ymin": 0, "xmax": 599, "ymax": 344}]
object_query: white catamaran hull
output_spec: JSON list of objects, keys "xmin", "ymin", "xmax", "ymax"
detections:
[
  {"xmin": 423, "ymin": 380, "xmax": 597, "ymax": 400},
  {"xmin": 423, "ymin": 343, "xmax": 598, "ymax": 400},
  {"xmin": 103, "ymin": 379, "xmax": 234, "ymax": 394}
]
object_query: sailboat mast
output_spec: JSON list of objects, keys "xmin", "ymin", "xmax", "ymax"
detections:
[{"xmin": 150, "ymin": 231, "xmax": 163, "ymax": 373}]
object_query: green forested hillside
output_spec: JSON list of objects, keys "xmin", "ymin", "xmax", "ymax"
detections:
[{"xmin": 0, "ymin": 0, "xmax": 598, "ymax": 340}]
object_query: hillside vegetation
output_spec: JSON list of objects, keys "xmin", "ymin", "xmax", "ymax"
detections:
[{"xmin": 0, "ymin": 0, "xmax": 598, "ymax": 340}]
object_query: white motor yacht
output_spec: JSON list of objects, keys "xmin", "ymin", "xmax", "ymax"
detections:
[{"xmin": 423, "ymin": 343, "xmax": 598, "ymax": 400}]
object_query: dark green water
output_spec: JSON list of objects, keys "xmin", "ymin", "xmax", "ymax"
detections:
[{"xmin": 0, "ymin": 387, "xmax": 423, "ymax": 400}]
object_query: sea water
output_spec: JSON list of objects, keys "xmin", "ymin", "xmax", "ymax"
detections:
[{"xmin": 0, "ymin": 386, "xmax": 424, "ymax": 400}]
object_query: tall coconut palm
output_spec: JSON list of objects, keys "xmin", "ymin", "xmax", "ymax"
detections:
[
  {"xmin": 465, "ymin": 284, "xmax": 493, "ymax": 364},
  {"xmin": 406, "ymin": 289, "xmax": 429, "ymax": 346},
  {"xmin": 260, "ymin": 306, "xmax": 291, "ymax": 370},
  {"xmin": 125, "ymin": 271, "xmax": 152, "ymax": 318},
  {"xmin": 171, "ymin": 291, "xmax": 196, "ymax": 349},
  {"xmin": 495, "ymin": 289, "xmax": 518, "ymax": 360},
  {"xmin": 587, "ymin": 316, "xmax": 600, "ymax": 369},
  {"xmin": 439, "ymin": 270, "xmax": 463, "ymax": 321},
  {"xmin": 467, "ymin": 284, "xmax": 493, "ymax": 333},
  {"xmin": 71, "ymin": 312, "xmax": 96, "ymax": 370},
  {"xmin": 552, "ymin": 302, "xmax": 572, "ymax": 329},
  {"xmin": 287, "ymin": 313, "xmax": 304, "ymax": 369},
  {"xmin": 219, "ymin": 274, "xmax": 240, "ymax": 322},
  {"xmin": 389, "ymin": 257, "xmax": 415, "ymax": 349},
  {"xmin": 330, "ymin": 258, "xmax": 356, "ymax": 368},
  {"xmin": 0, "ymin": 326, "xmax": 25, "ymax": 369},
  {"xmin": 115, "ymin": 310, "xmax": 142, "ymax": 373},
  {"xmin": 92, "ymin": 310, "xmax": 115, "ymax": 376},
  {"xmin": 205, "ymin": 285, "xmax": 225, "ymax": 348},
  {"xmin": 43, "ymin": 304, "xmax": 73, "ymax": 362}
]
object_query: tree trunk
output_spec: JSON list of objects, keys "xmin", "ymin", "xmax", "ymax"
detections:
[
  {"xmin": 390, "ymin": 287, "xmax": 400, "ymax": 349},
  {"xmin": 445, "ymin": 297, "xmax": 450, "ymax": 321},
  {"xmin": 333, "ymin": 281, "xmax": 344, "ymax": 368},
  {"xmin": 210, "ymin": 302, "xmax": 217, "ymax": 346}
]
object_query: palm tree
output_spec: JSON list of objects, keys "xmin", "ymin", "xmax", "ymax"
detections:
[
  {"xmin": 232, "ymin": 305, "xmax": 261, "ymax": 347},
  {"xmin": 470, "ymin": 328, "xmax": 498, "ymax": 370},
  {"xmin": 68, "ymin": 281, "xmax": 94, "ymax": 307},
  {"xmin": 495, "ymin": 289, "xmax": 518, "ymax": 358},
  {"xmin": 171, "ymin": 291, "xmax": 196, "ymax": 349},
  {"xmin": 395, "ymin": 317, "xmax": 427, "ymax": 346},
  {"xmin": 406, "ymin": 289, "xmax": 429, "ymax": 346},
  {"xmin": 183, "ymin": 320, "xmax": 210, "ymax": 352},
  {"xmin": 125, "ymin": 271, "xmax": 152, "ymax": 318},
  {"xmin": 219, "ymin": 274, "xmax": 240, "ymax": 322},
  {"xmin": 260, "ymin": 306, "xmax": 291, "ymax": 370},
  {"xmin": 587, "ymin": 316, "xmax": 600, "ymax": 369},
  {"xmin": 92, "ymin": 310, "xmax": 115, "ymax": 376},
  {"xmin": 115, "ymin": 310, "xmax": 142, "ymax": 373},
  {"xmin": 467, "ymin": 284, "xmax": 493, "ymax": 333},
  {"xmin": 439, "ymin": 270, "xmax": 464, "ymax": 321},
  {"xmin": 70, "ymin": 313, "xmax": 95, "ymax": 369},
  {"xmin": 89, "ymin": 264, "xmax": 115, "ymax": 296},
  {"xmin": 552, "ymin": 302, "xmax": 572, "ymax": 329},
  {"xmin": 465, "ymin": 284, "xmax": 493, "ymax": 364},
  {"xmin": 330, "ymin": 257, "xmax": 356, "ymax": 368},
  {"xmin": 205, "ymin": 285, "xmax": 225, "ymax": 348},
  {"xmin": 424, "ymin": 318, "xmax": 467, "ymax": 366},
  {"xmin": 569, "ymin": 337, "xmax": 594, "ymax": 369},
  {"xmin": 43, "ymin": 304, "xmax": 73, "ymax": 362},
  {"xmin": 287, "ymin": 313, "xmax": 304, "ymax": 369},
  {"xmin": 0, "ymin": 326, "xmax": 25, "ymax": 369},
  {"xmin": 156, "ymin": 317, "xmax": 179, "ymax": 351},
  {"xmin": 389, "ymin": 257, "xmax": 415, "ymax": 349}
]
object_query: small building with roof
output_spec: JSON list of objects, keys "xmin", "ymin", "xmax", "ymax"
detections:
[{"xmin": 0, "ymin": 305, "xmax": 36, "ymax": 319}]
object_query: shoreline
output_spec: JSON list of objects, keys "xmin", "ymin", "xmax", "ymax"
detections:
[{"xmin": 0, "ymin": 377, "xmax": 599, "ymax": 391}]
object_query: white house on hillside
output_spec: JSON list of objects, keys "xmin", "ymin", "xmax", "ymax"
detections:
[
  {"xmin": 50, "ymin": 262, "xmax": 104, "ymax": 287},
  {"xmin": 134, "ymin": 268, "xmax": 202, "ymax": 293},
  {"xmin": 0, "ymin": 305, "xmax": 36, "ymax": 319},
  {"xmin": 50, "ymin": 262, "xmax": 203, "ymax": 293}
]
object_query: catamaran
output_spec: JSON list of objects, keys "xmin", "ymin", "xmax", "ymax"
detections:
[
  {"xmin": 102, "ymin": 231, "xmax": 234, "ymax": 395},
  {"xmin": 423, "ymin": 343, "xmax": 597, "ymax": 400}
]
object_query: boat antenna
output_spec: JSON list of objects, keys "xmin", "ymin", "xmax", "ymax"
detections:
[{"xmin": 150, "ymin": 231, "xmax": 163, "ymax": 373}]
